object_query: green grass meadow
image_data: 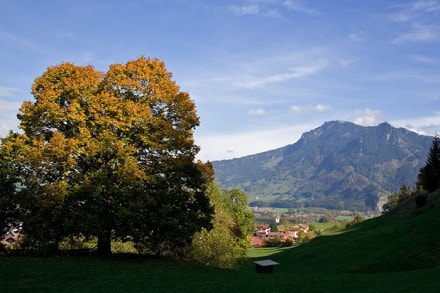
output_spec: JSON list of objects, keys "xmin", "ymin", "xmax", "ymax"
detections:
[
  {"xmin": 1, "ymin": 251, "xmax": 439, "ymax": 292},
  {"xmin": 2, "ymin": 204, "xmax": 440, "ymax": 292}
]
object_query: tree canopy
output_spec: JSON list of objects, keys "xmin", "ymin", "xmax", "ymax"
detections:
[{"xmin": 1, "ymin": 57, "xmax": 214, "ymax": 256}]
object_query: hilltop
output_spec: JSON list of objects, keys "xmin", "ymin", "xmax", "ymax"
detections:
[{"xmin": 213, "ymin": 121, "xmax": 432, "ymax": 212}]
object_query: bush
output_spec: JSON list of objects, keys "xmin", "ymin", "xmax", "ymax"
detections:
[
  {"xmin": 190, "ymin": 227, "xmax": 245, "ymax": 268},
  {"xmin": 415, "ymin": 192, "xmax": 428, "ymax": 208},
  {"xmin": 282, "ymin": 238, "xmax": 294, "ymax": 247},
  {"xmin": 346, "ymin": 214, "xmax": 365, "ymax": 229}
]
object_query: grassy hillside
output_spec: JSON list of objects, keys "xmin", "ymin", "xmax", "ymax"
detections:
[
  {"xmin": 267, "ymin": 203, "xmax": 440, "ymax": 274},
  {"xmin": 1, "ymin": 200, "xmax": 440, "ymax": 292}
]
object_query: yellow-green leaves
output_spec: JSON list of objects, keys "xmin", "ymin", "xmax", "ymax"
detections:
[{"xmin": 5, "ymin": 56, "xmax": 211, "ymax": 256}]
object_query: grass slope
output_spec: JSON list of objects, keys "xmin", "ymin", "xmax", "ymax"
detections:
[
  {"xmin": 1, "ymin": 203, "xmax": 440, "ymax": 292},
  {"xmin": 270, "ymin": 204, "xmax": 440, "ymax": 274}
]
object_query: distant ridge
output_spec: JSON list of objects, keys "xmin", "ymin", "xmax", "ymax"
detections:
[{"xmin": 212, "ymin": 121, "xmax": 432, "ymax": 212}]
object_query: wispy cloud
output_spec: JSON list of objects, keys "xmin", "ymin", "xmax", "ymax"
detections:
[
  {"xmin": 228, "ymin": 4, "xmax": 260, "ymax": 15},
  {"xmin": 0, "ymin": 86, "xmax": 20, "ymax": 98},
  {"xmin": 0, "ymin": 100, "xmax": 21, "ymax": 112},
  {"xmin": 282, "ymin": 0, "xmax": 319, "ymax": 15},
  {"xmin": 393, "ymin": 23, "xmax": 440, "ymax": 43},
  {"xmin": 237, "ymin": 59, "xmax": 329, "ymax": 89},
  {"xmin": 290, "ymin": 103, "xmax": 330, "ymax": 113},
  {"xmin": 191, "ymin": 49, "xmax": 331, "ymax": 96},
  {"xmin": 227, "ymin": 3, "xmax": 280, "ymax": 17},
  {"xmin": 227, "ymin": 0, "xmax": 318, "ymax": 17},
  {"xmin": 390, "ymin": 0, "xmax": 440, "ymax": 42},
  {"xmin": 411, "ymin": 0, "xmax": 440, "ymax": 12},
  {"xmin": 390, "ymin": 0, "xmax": 440, "ymax": 22}
]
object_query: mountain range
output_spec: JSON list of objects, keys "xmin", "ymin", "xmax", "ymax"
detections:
[{"xmin": 212, "ymin": 121, "xmax": 433, "ymax": 212}]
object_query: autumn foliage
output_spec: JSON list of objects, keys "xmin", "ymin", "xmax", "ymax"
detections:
[{"xmin": 1, "ymin": 57, "xmax": 213, "ymax": 256}]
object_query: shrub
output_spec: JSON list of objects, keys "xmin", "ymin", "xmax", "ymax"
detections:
[{"xmin": 415, "ymin": 192, "xmax": 428, "ymax": 208}]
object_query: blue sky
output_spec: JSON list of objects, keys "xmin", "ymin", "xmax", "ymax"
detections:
[{"xmin": 1, "ymin": 0, "xmax": 440, "ymax": 161}]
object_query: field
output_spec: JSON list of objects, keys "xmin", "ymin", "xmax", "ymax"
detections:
[
  {"xmin": 1, "ymin": 250, "xmax": 439, "ymax": 292},
  {"xmin": 2, "ymin": 202, "xmax": 440, "ymax": 292}
]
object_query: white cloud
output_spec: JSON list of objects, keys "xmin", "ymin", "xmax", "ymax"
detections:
[
  {"xmin": 353, "ymin": 108, "xmax": 384, "ymax": 126},
  {"xmin": 391, "ymin": 113, "xmax": 440, "ymax": 136},
  {"xmin": 290, "ymin": 105, "xmax": 305, "ymax": 112},
  {"xmin": 290, "ymin": 103, "xmax": 330, "ymax": 113},
  {"xmin": 248, "ymin": 107, "xmax": 267, "ymax": 116},
  {"xmin": 315, "ymin": 104, "xmax": 330, "ymax": 112}
]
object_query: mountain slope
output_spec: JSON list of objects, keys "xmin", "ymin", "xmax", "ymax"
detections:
[{"xmin": 213, "ymin": 121, "xmax": 432, "ymax": 211}]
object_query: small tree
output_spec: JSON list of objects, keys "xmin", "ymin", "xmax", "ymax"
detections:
[
  {"xmin": 417, "ymin": 136, "xmax": 440, "ymax": 193},
  {"xmin": 298, "ymin": 230, "xmax": 316, "ymax": 244},
  {"xmin": 382, "ymin": 184, "xmax": 415, "ymax": 213},
  {"xmin": 345, "ymin": 214, "xmax": 365, "ymax": 228},
  {"xmin": 190, "ymin": 183, "xmax": 254, "ymax": 268}
]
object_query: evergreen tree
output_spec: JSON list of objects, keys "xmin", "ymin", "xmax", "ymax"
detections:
[{"xmin": 417, "ymin": 136, "xmax": 440, "ymax": 193}]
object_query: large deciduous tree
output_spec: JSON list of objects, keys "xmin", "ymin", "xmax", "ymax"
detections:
[{"xmin": 3, "ymin": 57, "xmax": 213, "ymax": 255}]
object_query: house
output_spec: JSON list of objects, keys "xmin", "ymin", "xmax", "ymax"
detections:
[
  {"xmin": 251, "ymin": 236, "xmax": 265, "ymax": 247},
  {"xmin": 277, "ymin": 228, "xmax": 286, "ymax": 234},
  {"xmin": 287, "ymin": 226, "xmax": 300, "ymax": 239},
  {"xmin": 298, "ymin": 224, "xmax": 309, "ymax": 232},
  {"xmin": 255, "ymin": 224, "xmax": 271, "ymax": 235}
]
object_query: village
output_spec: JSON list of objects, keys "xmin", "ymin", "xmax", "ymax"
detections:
[
  {"xmin": 251, "ymin": 223, "xmax": 310, "ymax": 248},
  {"xmin": 1, "ymin": 223, "xmax": 310, "ymax": 249}
]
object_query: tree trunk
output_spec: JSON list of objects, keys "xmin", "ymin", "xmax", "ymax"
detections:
[{"xmin": 97, "ymin": 229, "xmax": 112, "ymax": 256}]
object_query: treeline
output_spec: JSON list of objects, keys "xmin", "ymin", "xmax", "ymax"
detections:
[{"xmin": 250, "ymin": 198, "xmax": 368, "ymax": 211}]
